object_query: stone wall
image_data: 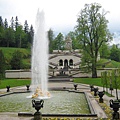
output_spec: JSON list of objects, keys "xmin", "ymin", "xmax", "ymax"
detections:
[
  {"xmin": 5, "ymin": 68, "xmax": 113, "ymax": 79},
  {"xmin": 5, "ymin": 70, "xmax": 31, "ymax": 78}
]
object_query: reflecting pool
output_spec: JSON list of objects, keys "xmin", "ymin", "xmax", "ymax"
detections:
[{"xmin": 0, "ymin": 91, "xmax": 90, "ymax": 114}]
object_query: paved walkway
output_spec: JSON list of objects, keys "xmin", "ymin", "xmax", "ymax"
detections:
[{"xmin": 0, "ymin": 81, "xmax": 120, "ymax": 119}]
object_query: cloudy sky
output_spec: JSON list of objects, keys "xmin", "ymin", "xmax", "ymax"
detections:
[{"xmin": 0, "ymin": 0, "xmax": 120, "ymax": 43}]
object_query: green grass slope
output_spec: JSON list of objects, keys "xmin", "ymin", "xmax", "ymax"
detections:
[
  {"xmin": 0, "ymin": 47, "xmax": 31, "ymax": 69},
  {"xmin": 0, "ymin": 47, "xmax": 31, "ymax": 59},
  {"xmin": 97, "ymin": 59, "xmax": 120, "ymax": 68}
]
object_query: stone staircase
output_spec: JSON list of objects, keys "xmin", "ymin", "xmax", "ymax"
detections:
[{"xmin": 49, "ymin": 54, "xmax": 58, "ymax": 59}]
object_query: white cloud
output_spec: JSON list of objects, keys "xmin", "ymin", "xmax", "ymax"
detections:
[{"xmin": 1, "ymin": 0, "xmax": 120, "ymax": 35}]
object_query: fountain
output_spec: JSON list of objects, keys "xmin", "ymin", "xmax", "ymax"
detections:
[
  {"xmin": 0, "ymin": 10, "xmax": 97, "ymax": 119},
  {"xmin": 27, "ymin": 9, "xmax": 50, "ymax": 99}
]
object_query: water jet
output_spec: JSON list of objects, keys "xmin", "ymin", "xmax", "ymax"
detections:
[{"xmin": 28, "ymin": 9, "xmax": 49, "ymax": 99}]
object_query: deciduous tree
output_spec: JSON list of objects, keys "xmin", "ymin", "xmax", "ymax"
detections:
[{"xmin": 75, "ymin": 3, "xmax": 112, "ymax": 78}]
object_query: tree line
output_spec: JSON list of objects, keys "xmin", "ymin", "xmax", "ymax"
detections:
[{"xmin": 0, "ymin": 16, "xmax": 34, "ymax": 48}]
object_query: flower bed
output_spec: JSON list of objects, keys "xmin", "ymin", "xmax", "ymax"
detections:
[{"xmin": 91, "ymin": 92, "xmax": 112, "ymax": 119}]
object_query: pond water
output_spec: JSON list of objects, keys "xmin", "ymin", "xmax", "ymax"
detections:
[{"xmin": 0, "ymin": 91, "xmax": 90, "ymax": 114}]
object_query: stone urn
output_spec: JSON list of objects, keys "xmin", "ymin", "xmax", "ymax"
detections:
[
  {"xmin": 98, "ymin": 91, "xmax": 104, "ymax": 103},
  {"xmin": 93, "ymin": 87, "xmax": 98, "ymax": 96},
  {"xmin": 90, "ymin": 85, "xmax": 94, "ymax": 92},
  {"xmin": 32, "ymin": 99, "xmax": 44, "ymax": 120},
  {"xmin": 26, "ymin": 85, "xmax": 30, "ymax": 91},
  {"xmin": 110, "ymin": 99, "xmax": 120, "ymax": 119},
  {"xmin": 6, "ymin": 85, "xmax": 10, "ymax": 92},
  {"xmin": 73, "ymin": 84, "xmax": 78, "ymax": 90}
]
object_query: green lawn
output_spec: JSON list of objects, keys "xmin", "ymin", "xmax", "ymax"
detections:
[
  {"xmin": 74, "ymin": 77, "xmax": 120, "ymax": 90},
  {"xmin": 0, "ymin": 79, "xmax": 31, "ymax": 89},
  {"xmin": 0, "ymin": 78, "xmax": 102, "ymax": 89},
  {"xmin": 74, "ymin": 77, "xmax": 103, "ymax": 87}
]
